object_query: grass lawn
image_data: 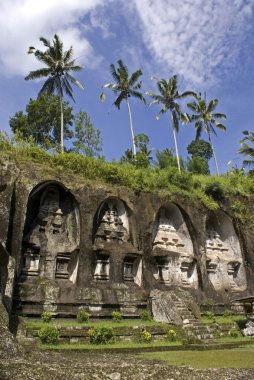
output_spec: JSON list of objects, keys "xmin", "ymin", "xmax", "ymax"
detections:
[
  {"xmin": 201, "ymin": 316, "xmax": 245, "ymax": 324},
  {"xmin": 25, "ymin": 318, "xmax": 167, "ymax": 329},
  {"xmin": 141, "ymin": 346, "xmax": 254, "ymax": 369}
]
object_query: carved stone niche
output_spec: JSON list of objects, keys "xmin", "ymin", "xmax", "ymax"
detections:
[
  {"xmin": 94, "ymin": 254, "xmax": 110, "ymax": 281},
  {"xmin": 205, "ymin": 210, "xmax": 247, "ymax": 292},
  {"xmin": 21, "ymin": 182, "xmax": 80, "ymax": 283},
  {"xmin": 152, "ymin": 205, "xmax": 198, "ymax": 288},
  {"xmin": 93, "ymin": 197, "xmax": 130, "ymax": 244}
]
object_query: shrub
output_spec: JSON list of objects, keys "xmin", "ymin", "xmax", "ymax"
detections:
[
  {"xmin": 205, "ymin": 181, "xmax": 225, "ymax": 202},
  {"xmin": 139, "ymin": 310, "xmax": 153, "ymax": 321},
  {"xmin": 38, "ymin": 326, "xmax": 59, "ymax": 344},
  {"xmin": 112, "ymin": 311, "xmax": 123, "ymax": 323},
  {"xmin": 88, "ymin": 327, "xmax": 113, "ymax": 345},
  {"xmin": 229, "ymin": 328, "xmax": 240, "ymax": 338},
  {"xmin": 223, "ymin": 309, "xmax": 235, "ymax": 317},
  {"xmin": 41, "ymin": 311, "xmax": 52, "ymax": 323},
  {"xmin": 203, "ymin": 311, "xmax": 215, "ymax": 319},
  {"xmin": 165, "ymin": 329, "xmax": 177, "ymax": 342},
  {"xmin": 77, "ymin": 310, "xmax": 90, "ymax": 323},
  {"xmin": 133, "ymin": 328, "xmax": 152, "ymax": 343}
]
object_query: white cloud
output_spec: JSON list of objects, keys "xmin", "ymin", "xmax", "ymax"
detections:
[
  {"xmin": 0, "ymin": 0, "xmax": 107, "ymax": 76},
  {"xmin": 132, "ymin": 0, "xmax": 254, "ymax": 88}
]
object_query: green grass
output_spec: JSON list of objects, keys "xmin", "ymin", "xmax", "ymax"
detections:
[
  {"xmin": 215, "ymin": 336, "xmax": 251, "ymax": 343},
  {"xmin": 38, "ymin": 340, "xmax": 182, "ymax": 350},
  {"xmin": 25, "ymin": 318, "xmax": 166, "ymax": 329},
  {"xmin": 141, "ymin": 347, "xmax": 254, "ymax": 368},
  {"xmin": 201, "ymin": 316, "xmax": 245, "ymax": 324}
]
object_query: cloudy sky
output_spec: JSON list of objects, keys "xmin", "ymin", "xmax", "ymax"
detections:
[{"xmin": 0, "ymin": 0, "xmax": 254, "ymax": 173}]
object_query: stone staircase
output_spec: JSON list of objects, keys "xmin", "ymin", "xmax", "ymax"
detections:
[{"xmin": 171, "ymin": 294, "xmax": 214, "ymax": 343}]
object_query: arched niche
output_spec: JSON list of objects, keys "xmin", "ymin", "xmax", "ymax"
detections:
[
  {"xmin": 21, "ymin": 181, "xmax": 80, "ymax": 283},
  {"xmin": 205, "ymin": 210, "xmax": 247, "ymax": 292},
  {"xmin": 93, "ymin": 197, "xmax": 130, "ymax": 244},
  {"xmin": 152, "ymin": 204, "xmax": 198, "ymax": 288}
]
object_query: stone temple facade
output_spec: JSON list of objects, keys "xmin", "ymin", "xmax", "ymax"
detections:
[{"xmin": 0, "ymin": 161, "xmax": 254, "ymax": 318}]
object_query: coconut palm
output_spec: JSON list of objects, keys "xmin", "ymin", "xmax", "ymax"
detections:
[
  {"xmin": 25, "ymin": 34, "xmax": 84, "ymax": 153},
  {"xmin": 100, "ymin": 59, "xmax": 146, "ymax": 156},
  {"xmin": 238, "ymin": 131, "xmax": 254, "ymax": 168},
  {"xmin": 187, "ymin": 93, "xmax": 226, "ymax": 175},
  {"xmin": 146, "ymin": 75, "xmax": 194, "ymax": 172}
]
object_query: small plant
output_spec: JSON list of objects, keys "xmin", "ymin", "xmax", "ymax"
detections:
[
  {"xmin": 139, "ymin": 310, "xmax": 153, "ymax": 321},
  {"xmin": 41, "ymin": 311, "xmax": 52, "ymax": 323},
  {"xmin": 77, "ymin": 310, "xmax": 90, "ymax": 323},
  {"xmin": 38, "ymin": 325, "xmax": 59, "ymax": 344},
  {"xmin": 165, "ymin": 329, "xmax": 177, "ymax": 342},
  {"xmin": 112, "ymin": 311, "xmax": 123, "ymax": 323},
  {"xmin": 88, "ymin": 327, "xmax": 114, "ymax": 345},
  {"xmin": 133, "ymin": 328, "xmax": 152, "ymax": 343},
  {"xmin": 203, "ymin": 311, "xmax": 215, "ymax": 319},
  {"xmin": 229, "ymin": 328, "xmax": 240, "ymax": 338},
  {"xmin": 223, "ymin": 309, "xmax": 235, "ymax": 317}
]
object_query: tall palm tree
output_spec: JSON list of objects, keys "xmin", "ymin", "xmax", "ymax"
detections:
[
  {"xmin": 101, "ymin": 59, "xmax": 146, "ymax": 156},
  {"xmin": 187, "ymin": 93, "xmax": 226, "ymax": 175},
  {"xmin": 25, "ymin": 34, "xmax": 84, "ymax": 153},
  {"xmin": 238, "ymin": 131, "xmax": 254, "ymax": 168},
  {"xmin": 146, "ymin": 75, "xmax": 194, "ymax": 172}
]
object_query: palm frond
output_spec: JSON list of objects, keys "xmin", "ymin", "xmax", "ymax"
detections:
[
  {"xmin": 63, "ymin": 47, "xmax": 73, "ymax": 64},
  {"xmin": 24, "ymin": 68, "xmax": 52, "ymax": 80},
  {"xmin": 129, "ymin": 90, "xmax": 146, "ymax": 104},
  {"xmin": 39, "ymin": 37, "xmax": 51, "ymax": 47},
  {"xmin": 109, "ymin": 63, "xmax": 120, "ymax": 84},
  {"xmin": 66, "ymin": 73, "xmax": 84, "ymax": 90},
  {"xmin": 129, "ymin": 69, "xmax": 142, "ymax": 86},
  {"xmin": 171, "ymin": 109, "xmax": 179, "ymax": 133},
  {"xmin": 37, "ymin": 77, "xmax": 56, "ymax": 96},
  {"xmin": 207, "ymin": 98, "xmax": 218, "ymax": 113},
  {"xmin": 113, "ymin": 91, "xmax": 126, "ymax": 109},
  {"xmin": 213, "ymin": 113, "xmax": 227, "ymax": 120}
]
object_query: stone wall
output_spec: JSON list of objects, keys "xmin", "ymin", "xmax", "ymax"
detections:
[{"xmin": 0, "ymin": 160, "xmax": 254, "ymax": 318}]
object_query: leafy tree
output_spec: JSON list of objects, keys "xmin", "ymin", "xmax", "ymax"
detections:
[
  {"xmin": 25, "ymin": 34, "xmax": 84, "ymax": 153},
  {"xmin": 187, "ymin": 93, "xmax": 226, "ymax": 175},
  {"xmin": 121, "ymin": 133, "xmax": 153, "ymax": 168},
  {"xmin": 238, "ymin": 130, "xmax": 254, "ymax": 168},
  {"xmin": 9, "ymin": 94, "xmax": 74, "ymax": 149},
  {"xmin": 101, "ymin": 59, "xmax": 146, "ymax": 156},
  {"xmin": 187, "ymin": 139, "xmax": 213, "ymax": 161},
  {"xmin": 146, "ymin": 75, "xmax": 194, "ymax": 173},
  {"xmin": 186, "ymin": 156, "xmax": 210, "ymax": 175},
  {"xmin": 72, "ymin": 111, "xmax": 103, "ymax": 158},
  {"xmin": 155, "ymin": 148, "xmax": 181, "ymax": 169}
]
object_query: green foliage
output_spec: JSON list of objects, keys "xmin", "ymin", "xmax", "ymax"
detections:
[
  {"xmin": 76, "ymin": 310, "xmax": 90, "ymax": 323},
  {"xmin": 203, "ymin": 311, "xmax": 215, "ymax": 319},
  {"xmin": 121, "ymin": 134, "xmax": 153, "ymax": 168},
  {"xmin": 41, "ymin": 311, "xmax": 52, "ymax": 323},
  {"xmin": 238, "ymin": 130, "xmax": 254, "ymax": 169},
  {"xmin": 88, "ymin": 327, "xmax": 114, "ymax": 344},
  {"xmin": 187, "ymin": 139, "xmax": 213, "ymax": 160},
  {"xmin": 231, "ymin": 199, "xmax": 254, "ymax": 226},
  {"xmin": 72, "ymin": 111, "xmax": 103, "ymax": 158},
  {"xmin": 9, "ymin": 94, "xmax": 74, "ymax": 150},
  {"xmin": 229, "ymin": 328, "xmax": 241, "ymax": 338},
  {"xmin": 139, "ymin": 310, "xmax": 153, "ymax": 321},
  {"xmin": 111, "ymin": 311, "xmax": 123, "ymax": 323},
  {"xmin": 165, "ymin": 329, "xmax": 177, "ymax": 342},
  {"xmin": 155, "ymin": 148, "xmax": 184, "ymax": 170},
  {"xmin": 133, "ymin": 328, "xmax": 152, "ymax": 343},
  {"xmin": 223, "ymin": 309, "xmax": 235, "ymax": 317},
  {"xmin": 38, "ymin": 325, "xmax": 59, "ymax": 344},
  {"xmin": 187, "ymin": 156, "xmax": 210, "ymax": 175},
  {"xmin": 205, "ymin": 181, "xmax": 225, "ymax": 202}
]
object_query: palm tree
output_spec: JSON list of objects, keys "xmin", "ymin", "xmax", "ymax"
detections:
[
  {"xmin": 238, "ymin": 131, "xmax": 254, "ymax": 168},
  {"xmin": 101, "ymin": 59, "xmax": 146, "ymax": 156},
  {"xmin": 146, "ymin": 75, "xmax": 194, "ymax": 172},
  {"xmin": 25, "ymin": 34, "xmax": 84, "ymax": 153},
  {"xmin": 187, "ymin": 93, "xmax": 226, "ymax": 175}
]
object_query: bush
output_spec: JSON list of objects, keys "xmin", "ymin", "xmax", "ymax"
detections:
[
  {"xmin": 165, "ymin": 329, "xmax": 177, "ymax": 342},
  {"xmin": 205, "ymin": 181, "xmax": 225, "ymax": 202},
  {"xmin": 203, "ymin": 311, "xmax": 215, "ymax": 319},
  {"xmin": 229, "ymin": 328, "xmax": 240, "ymax": 338},
  {"xmin": 139, "ymin": 310, "xmax": 153, "ymax": 321},
  {"xmin": 38, "ymin": 326, "xmax": 59, "ymax": 345},
  {"xmin": 77, "ymin": 310, "xmax": 90, "ymax": 323},
  {"xmin": 133, "ymin": 328, "xmax": 152, "ymax": 343},
  {"xmin": 223, "ymin": 309, "xmax": 235, "ymax": 317},
  {"xmin": 41, "ymin": 311, "xmax": 52, "ymax": 323},
  {"xmin": 88, "ymin": 327, "xmax": 114, "ymax": 345},
  {"xmin": 112, "ymin": 311, "xmax": 123, "ymax": 323}
]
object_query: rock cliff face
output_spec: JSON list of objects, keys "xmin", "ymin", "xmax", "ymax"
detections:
[{"xmin": 0, "ymin": 160, "xmax": 254, "ymax": 320}]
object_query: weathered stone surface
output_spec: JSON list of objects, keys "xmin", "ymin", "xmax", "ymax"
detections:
[{"xmin": 242, "ymin": 320, "xmax": 254, "ymax": 337}]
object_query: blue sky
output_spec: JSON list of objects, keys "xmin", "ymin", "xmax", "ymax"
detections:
[{"xmin": 0, "ymin": 0, "xmax": 254, "ymax": 174}]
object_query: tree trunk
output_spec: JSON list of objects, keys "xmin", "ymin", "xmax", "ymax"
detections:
[
  {"xmin": 171, "ymin": 113, "xmax": 181, "ymax": 173},
  {"xmin": 208, "ymin": 132, "xmax": 219, "ymax": 176},
  {"xmin": 126, "ymin": 99, "xmax": 136, "ymax": 156},
  {"xmin": 59, "ymin": 92, "xmax": 64, "ymax": 154}
]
